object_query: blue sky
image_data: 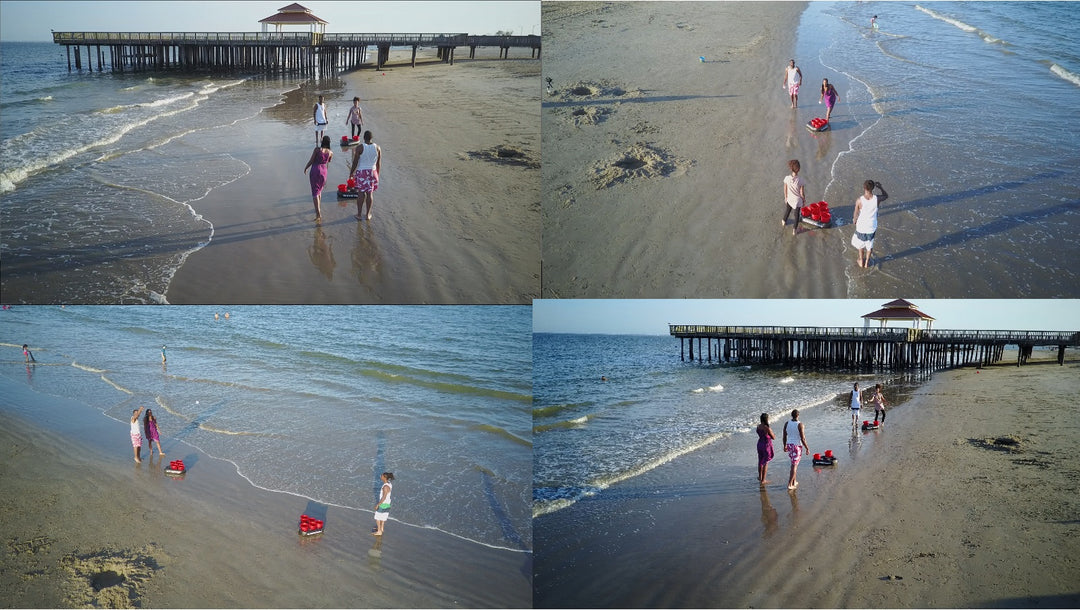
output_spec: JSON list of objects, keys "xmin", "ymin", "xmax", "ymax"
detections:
[
  {"xmin": 533, "ymin": 300, "xmax": 1080, "ymax": 335},
  {"xmin": 0, "ymin": 1, "xmax": 540, "ymax": 42}
]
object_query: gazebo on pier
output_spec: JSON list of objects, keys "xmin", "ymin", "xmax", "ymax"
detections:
[
  {"xmin": 259, "ymin": 3, "xmax": 328, "ymax": 36},
  {"xmin": 861, "ymin": 299, "xmax": 935, "ymax": 331}
]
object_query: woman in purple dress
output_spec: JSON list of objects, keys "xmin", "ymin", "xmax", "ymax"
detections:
[
  {"xmin": 819, "ymin": 78, "xmax": 840, "ymax": 122},
  {"xmin": 143, "ymin": 408, "xmax": 164, "ymax": 458},
  {"xmin": 303, "ymin": 135, "xmax": 334, "ymax": 221},
  {"xmin": 756, "ymin": 413, "xmax": 775, "ymax": 485}
]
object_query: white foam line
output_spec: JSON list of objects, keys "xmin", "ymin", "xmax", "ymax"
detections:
[
  {"xmin": 816, "ymin": 48, "xmax": 884, "ymax": 297},
  {"xmin": 1050, "ymin": 64, "xmax": 1080, "ymax": 88},
  {"xmin": 206, "ymin": 449, "xmax": 531, "ymax": 554},
  {"xmin": 81, "ymin": 396, "xmax": 529, "ymax": 554}
]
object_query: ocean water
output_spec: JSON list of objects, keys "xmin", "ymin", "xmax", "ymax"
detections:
[
  {"xmin": 532, "ymin": 333, "xmax": 923, "ymax": 518},
  {"xmin": 0, "ymin": 42, "xmax": 333, "ymax": 303},
  {"xmin": 0, "ymin": 305, "xmax": 532, "ymax": 552},
  {"xmin": 795, "ymin": 2, "xmax": 1080, "ymax": 297}
]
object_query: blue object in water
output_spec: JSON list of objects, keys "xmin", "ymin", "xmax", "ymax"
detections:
[{"xmin": 699, "ymin": 56, "xmax": 705, "ymax": 62}]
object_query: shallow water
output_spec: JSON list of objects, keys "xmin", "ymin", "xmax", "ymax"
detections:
[
  {"xmin": 0, "ymin": 305, "xmax": 532, "ymax": 552},
  {"xmin": 532, "ymin": 332, "xmax": 923, "ymax": 517},
  {"xmin": 794, "ymin": 2, "xmax": 1080, "ymax": 297},
  {"xmin": 0, "ymin": 42, "xmax": 332, "ymax": 302}
]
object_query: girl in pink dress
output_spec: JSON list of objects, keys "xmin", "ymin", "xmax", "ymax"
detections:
[{"xmin": 304, "ymin": 135, "xmax": 334, "ymax": 221}]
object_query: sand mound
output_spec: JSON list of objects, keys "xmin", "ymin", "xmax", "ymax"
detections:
[
  {"xmin": 60, "ymin": 545, "xmax": 163, "ymax": 608},
  {"xmin": 570, "ymin": 106, "xmax": 611, "ymax": 126},
  {"xmin": 590, "ymin": 142, "xmax": 690, "ymax": 189},
  {"xmin": 555, "ymin": 79, "xmax": 642, "ymax": 101}
]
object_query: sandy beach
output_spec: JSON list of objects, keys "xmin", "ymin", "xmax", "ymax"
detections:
[
  {"xmin": 534, "ymin": 349, "xmax": 1080, "ymax": 607},
  {"xmin": 166, "ymin": 48, "xmax": 539, "ymax": 304},
  {"xmin": 0, "ymin": 376, "xmax": 530, "ymax": 608},
  {"xmin": 541, "ymin": 2, "xmax": 842, "ymax": 298}
]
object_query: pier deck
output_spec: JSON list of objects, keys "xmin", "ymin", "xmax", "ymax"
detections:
[
  {"xmin": 668, "ymin": 325, "xmax": 1079, "ymax": 370},
  {"xmin": 53, "ymin": 31, "xmax": 541, "ymax": 74}
]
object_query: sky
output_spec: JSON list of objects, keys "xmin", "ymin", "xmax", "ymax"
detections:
[
  {"xmin": 533, "ymin": 300, "xmax": 1080, "ymax": 335},
  {"xmin": 0, "ymin": 1, "xmax": 540, "ymax": 42}
]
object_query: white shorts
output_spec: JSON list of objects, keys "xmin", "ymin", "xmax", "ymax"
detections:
[
  {"xmin": 315, "ymin": 123, "xmax": 327, "ymax": 132},
  {"xmin": 374, "ymin": 511, "xmax": 389, "ymax": 522},
  {"xmin": 851, "ymin": 231, "xmax": 875, "ymax": 250},
  {"xmin": 851, "ymin": 408, "xmax": 860, "ymax": 417}
]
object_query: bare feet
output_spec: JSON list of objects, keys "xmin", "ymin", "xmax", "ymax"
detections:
[
  {"xmin": 355, "ymin": 214, "xmax": 364, "ymax": 221},
  {"xmin": 367, "ymin": 211, "xmax": 373, "ymax": 220}
]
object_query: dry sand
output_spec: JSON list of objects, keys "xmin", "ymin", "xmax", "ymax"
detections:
[
  {"xmin": 541, "ymin": 1, "xmax": 862, "ymax": 298},
  {"xmin": 167, "ymin": 48, "xmax": 539, "ymax": 304},
  {"xmin": 0, "ymin": 377, "xmax": 530, "ymax": 608},
  {"xmin": 534, "ymin": 350, "xmax": 1080, "ymax": 607}
]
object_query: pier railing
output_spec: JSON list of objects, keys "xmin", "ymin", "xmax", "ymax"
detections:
[
  {"xmin": 668, "ymin": 325, "xmax": 1080, "ymax": 345},
  {"xmin": 669, "ymin": 325, "xmax": 1078, "ymax": 369},
  {"xmin": 53, "ymin": 31, "xmax": 540, "ymax": 73},
  {"xmin": 54, "ymin": 31, "xmax": 321, "ymax": 45}
]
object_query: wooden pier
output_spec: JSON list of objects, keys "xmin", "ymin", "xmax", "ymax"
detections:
[
  {"xmin": 668, "ymin": 325, "xmax": 1079, "ymax": 370},
  {"xmin": 52, "ymin": 31, "xmax": 541, "ymax": 75}
]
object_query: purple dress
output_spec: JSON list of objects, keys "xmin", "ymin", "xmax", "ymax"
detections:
[
  {"xmin": 756, "ymin": 427, "xmax": 774, "ymax": 465},
  {"xmin": 145, "ymin": 418, "xmax": 160, "ymax": 442},
  {"xmin": 308, "ymin": 148, "xmax": 330, "ymax": 197}
]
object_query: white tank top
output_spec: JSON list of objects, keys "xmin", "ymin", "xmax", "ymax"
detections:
[
  {"xmin": 378, "ymin": 481, "xmax": 393, "ymax": 508},
  {"xmin": 785, "ymin": 419, "xmax": 801, "ymax": 445},
  {"xmin": 356, "ymin": 142, "xmax": 379, "ymax": 170},
  {"xmin": 855, "ymin": 194, "xmax": 878, "ymax": 233},
  {"xmin": 315, "ymin": 103, "xmax": 327, "ymax": 124},
  {"xmin": 851, "ymin": 390, "xmax": 861, "ymax": 409},
  {"xmin": 786, "ymin": 65, "xmax": 801, "ymax": 87},
  {"xmin": 130, "ymin": 418, "xmax": 141, "ymax": 436}
]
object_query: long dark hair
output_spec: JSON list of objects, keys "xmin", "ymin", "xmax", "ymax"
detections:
[
  {"xmin": 143, "ymin": 408, "xmax": 155, "ymax": 436},
  {"xmin": 320, "ymin": 135, "xmax": 331, "ymax": 149}
]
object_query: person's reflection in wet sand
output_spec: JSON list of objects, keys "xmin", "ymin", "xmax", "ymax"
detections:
[
  {"xmin": 351, "ymin": 220, "xmax": 382, "ymax": 289},
  {"xmin": 760, "ymin": 489, "xmax": 779, "ymax": 539},
  {"xmin": 786, "ymin": 483, "xmax": 803, "ymax": 524},
  {"xmin": 308, "ymin": 225, "xmax": 336, "ymax": 280}
]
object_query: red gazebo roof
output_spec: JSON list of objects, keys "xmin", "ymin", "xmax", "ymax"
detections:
[
  {"xmin": 862, "ymin": 299, "xmax": 935, "ymax": 322},
  {"xmin": 259, "ymin": 3, "xmax": 328, "ymax": 25}
]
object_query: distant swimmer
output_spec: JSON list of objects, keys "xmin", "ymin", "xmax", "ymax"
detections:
[
  {"xmin": 601, "ymin": 376, "xmax": 608, "ymax": 381},
  {"xmin": 346, "ymin": 97, "xmax": 364, "ymax": 138},
  {"xmin": 373, "ymin": 472, "xmax": 395, "ymax": 536},
  {"xmin": 871, "ymin": 15, "xmax": 879, "ymax": 31},
  {"xmin": 224, "ymin": 312, "xmax": 229, "ymax": 320},
  {"xmin": 313, "ymin": 94, "xmax": 328, "ymax": 146},
  {"xmin": 214, "ymin": 312, "xmax": 219, "ymax": 320},
  {"xmin": 161, "ymin": 345, "xmax": 166, "ymax": 364},
  {"xmin": 782, "ymin": 59, "xmax": 803, "ymax": 109},
  {"xmin": 22, "ymin": 344, "xmax": 35, "ymax": 363}
]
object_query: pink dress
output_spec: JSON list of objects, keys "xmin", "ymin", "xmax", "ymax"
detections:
[{"xmin": 308, "ymin": 148, "xmax": 330, "ymax": 197}]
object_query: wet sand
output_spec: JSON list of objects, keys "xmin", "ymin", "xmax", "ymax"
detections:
[
  {"xmin": 167, "ymin": 48, "xmax": 539, "ymax": 304},
  {"xmin": 534, "ymin": 350, "xmax": 1080, "ymax": 607},
  {"xmin": 540, "ymin": 1, "xmax": 864, "ymax": 298},
  {"xmin": 0, "ymin": 376, "xmax": 530, "ymax": 608}
]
